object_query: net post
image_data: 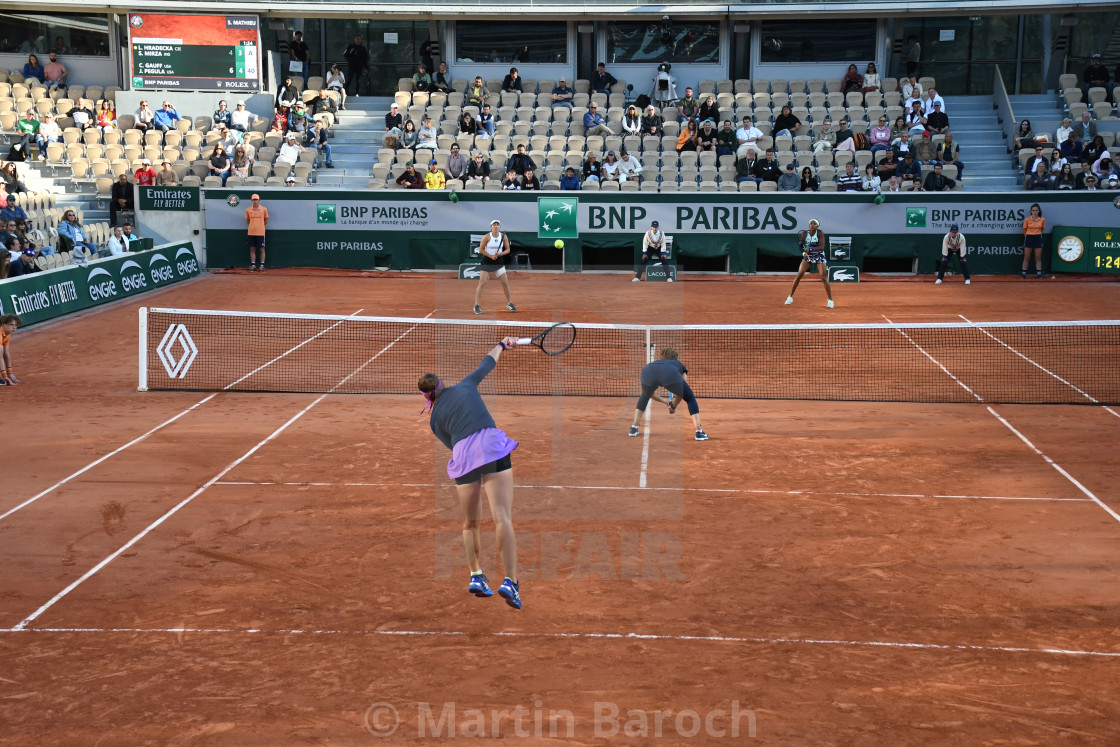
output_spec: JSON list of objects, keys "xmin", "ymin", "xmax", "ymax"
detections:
[{"xmin": 138, "ymin": 307, "xmax": 148, "ymax": 392}]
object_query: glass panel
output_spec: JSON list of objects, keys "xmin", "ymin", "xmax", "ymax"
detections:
[
  {"xmin": 607, "ymin": 22, "xmax": 720, "ymax": 64},
  {"xmin": 322, "ymin": 20, "xmax": 429, "ymax": 96},
  {"xmin": 1068, "ymin": 11, "xmax": 1120, "ymax": 64},
  {"xmin": 921, "ymin": 62, "xmax": 972, "ymax": 95},
  {"xmin": 455, "ymin": 22, "xmax": 567, "ymax": 64},
  {"xmin": 758, "ymin": 20, "xmax": 874, "ymax": 63},
  {"xmin": 0, "ymin": 13, "xmax": 110, "ymax": 57},
  {"xmin": 923, "ymin": 18, "xmax": 971, "ymax": 63},
  {"xmin": 972, "ymin": 15, "xmax": 1019, "ymax": 61}
]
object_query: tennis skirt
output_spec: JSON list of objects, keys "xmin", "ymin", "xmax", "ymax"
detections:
[
  {"xmin": 480, "ymin": 257, "xmax": 506, "ymax": 276},
  {"xmin": 806, "ymin": 250, "xmax": 826, "ymax": 264},
  {"xmin": 447, "ymin": 427, "xmax": 518, "ymax": 482}
]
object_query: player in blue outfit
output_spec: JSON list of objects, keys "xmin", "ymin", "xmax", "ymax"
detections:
[{"xmin": 628, "ymin": 347, "xmax": 708, "ymax": 441}]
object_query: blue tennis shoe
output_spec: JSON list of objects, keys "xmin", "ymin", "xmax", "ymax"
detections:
[
  {"xmin": 498, "ymin": 578, "xmax": 521, "ymax": 609},
  {"xmin": 468, "ymin": 572, "xmax": 493, "ymax": 597}
]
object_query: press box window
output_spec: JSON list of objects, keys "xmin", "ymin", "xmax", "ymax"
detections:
[
  {"xmin": 607, "ymin": 21, "xmax": 720, "ymax": 64},
  {"xmin": 455, "ymin": 22, "xmax": 567, "ymax": 64},
  {"xmin": 758, "ymin": 20, "xmax": 876, "ymax": 63}
]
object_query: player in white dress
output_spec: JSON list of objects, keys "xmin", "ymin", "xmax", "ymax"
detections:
[{"xmin": 474, "ymin": 219, "xmax": 517, "ymax": 315}]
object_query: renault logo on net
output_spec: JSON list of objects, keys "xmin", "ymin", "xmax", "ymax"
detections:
[{"xmin": 157, "ymin": 323, "xmax": 198, "ymax": 379}]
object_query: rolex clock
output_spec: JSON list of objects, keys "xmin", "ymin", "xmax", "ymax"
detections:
[{"xmin": 1057, "ymin": 235, "xmax": 1084, "ymax": 263}]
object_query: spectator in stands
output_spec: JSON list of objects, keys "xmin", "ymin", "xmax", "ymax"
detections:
[
  {"xmin": 909, "ymin": 176, "xmax": 925, "ymax": 192},
  {"xmin": 412, "ymin": 64, "xmax": 431, "ymax": 92},
  {"xmin": 14, "ymin": 110, "xmax": 38, "ymax": 158},
  {"xmin": 1060, "ymin": 132, "xmax": 1084, "ymax": 164},
  {"xmin": 432, "ymin": 62, "xmax": 452, "ymax": 94},
  {"xmin": 43, "ymin": 51, "xmax": 67, "ymax": 89},
  {"xmin": 67, "ymin": 98, "xmax": 95, "ymax": 132},
  {"xmin": 697, "ymin": 119, "xmax": 719, "ymax": 152},
  {"xmin": 23, "ymin": 54, "xmax": 44, "ymax": 82},
  {"xmin": 1072, "ymin": 111, "xmax": 1096, "ymax": 143},
  {"xmin": 96, "ymin": 101, "xmax": 116, "ymax": 134},
  {"xmin": 862, "ymin": 164, "xmax": 882, "ymax": 193},
  {"xmin": 1075, "ymin": 161, "xmax": 1093, "ymax": 189},
  {"xmin": 284, "ymin": 174, "xmax": 297, "ymax": 187},
  {"xmin": 905, "ymin": 102, "xmax": 927, "ymax": 136},
  {"xmin": 153, "ymin": 100, "xmax": 182, "ymax": 133},
  {"xmin": 560, "ymin": 166, "xmax": 581, "ymax": 190},
  {"xmin": 885, "ymin": 176, "xmax": 902, "ymax": 192},
  {"xmin": 813, "ymin": 118, "xmax": 836, "ymax": 155},
  {"xmin": 836, "ymin": 161, "xmax": 862, "ymax": 191},
  {"xmin": 1055, "ymin": 163, "xmax": 1076, "ymax": 190},
  {"xmin": 424, "ymin": 159, "xmax": 446, "ymax": 189},
  {"xmin": 501, "ymin": 169, "xmax": 522, "ymax": 190},
  {"xmin": 16, "ymin": 219, "xmax": 47, "ymax": 257},
  {"xmin": 923, "ymin": 87, "xmax": 945, "ymax": 115},
  {"xmin": 1025, "ymin": 161, "xmax": 1050, "ymax": 190},
  {"xmin": 834, "ymin": 118, "xmax": 857, "ymax": 152},
  {"xmin": 477, "ymin": 104, "xmax": 494, "ymax": 138},
  {"xmin": 582, "ymin": 152, "xmax": 602, "ymax": 184},
  {"xmin": 901, "ymin": 74, "xmax": 923, "ymax": 102},
  {"xmin": 923, "ymin": 162, "xmax": 955, "ymax": 191},
  {"xmin": 288, "ymin": 101, "xmax": 310, "ymax": 135},
  {"xmin": 698, "ymin": 95, "xmax": 720, "ymax": 125},
  {"xmin": 384, "ymin": 102, "xmax": 403, "ymax": 142},
  {"xmin": 601, "ymin": 151, "xmax": 621, "ymax": 183},
  {"xmin": 0, "ymin": 220, "xmax": 20, "ymax": 251},
  {"xmin": 270, "ymin": 104, "xmax": 290, "ymax": 134},
  {"xmin": 521, "ymin": 168, "xmax": 541, "ymax": 190},
  {"xmin": 1083, "ymin": 53, "xmax": 1113, "ymax": 104},
  {"xmin": 213, "ymin": 100, "xmax": 233, "ymax": 129},
  {"xmin": 591, "ymin": 62, "xmax": 617, "ymax": 95},
  {"xmin": 584, "ymin": 103, "xmax": 614, "ymax": 136},
  {"xmin": 877, "ymin": 148, "xmax": 899, "ymax": 180},
  {"xmin": 230, "ymin": 148, "xmax": 252, "ymax": 180},
  {"xmin": 415, "ymin": 116, "xmax": 438, "ymax": 151},
  {"xmin": 1023, "ymin": 145, "xmax": 1048, "ymax": 175},
  {"xmin": 400, "ymin": 119, "xmax": 419, "ymax": 150},
  {"xmin": 35, "ymin": 113, "xmax": 62, "ymax": 159},
  {"xmin": 717, "ymin": 119, "xmax": 736, "ymax": 157},
  {"xmin": 889, "ymin": 115, "xmax": 907, "ymax": 147},
  {"xmin": 505, "ymin": 142, "xmax": 536, "ymax": 175},
  {"xmin": 642, "ymin": 105, "xmax": 664, "ymax": 136},
  {"xmin": 458, "ymin": 111, "xmax": 479, "ymax": 146},
  {"xmin": 735, "ymin": 115, "xmax": 763, "ymax": 158},
  {"xmin": 868, "ymin": 115, "xmax": 891, "ymax": 155},
  {"xmin": 326, "ymin": 64, "xmax": 347, "ymax": 110},
  {"xmin": 799, "ymin": 166, "xmax": 819, "ymax": 192},
  {"xmin": 621, "ymin": 105, "xmax": 642, "ymax": 136},
  {"xmin": 1083, "ymin": 135, "xmax": 1107, "ymax": 166},
  {"xmin": 109, "ymin": 173, "xmax": 133, "ymax": 226},
  {"xmin": 735, "ymin": 148, "xmax": 760, "ymax": 184},
  {"xmin": 133, "ymin": 100, "xmax": 155, "ymax": 133},
  {"xmin": 446, "ymin": 143, "xmax": 468, "ymax": 184},
  {"xmin": 208, "ymin": 144, "xmax": 232, "ymax": 185},
  {"xmin": 754, "ymin": 148, "xmax": 782, "ymax": 183},
  {"xmin": 678, "ymin": 87, "xmax": 699, "ymax": 123},
  {"xmin": 396, "ymin": 160, "xmax": 423, "ymax": 189},
  {"xmin": 214, "ymin": 123, "xmax": 238, "ymax": 155},
  {"xmin": 777, "ymin": 163, "xmax": 799, "ymax": 191},
  {"xmin": 773, "ymin": 105, "xmax": 800, "ymax": 137},
  {"xmin": 0, "ymin": 195, "xmax": 28, "ymax": 224},
  {"xmin": 617, "ymin": 150, "xmax": 642, "ymax": 182},
  {"xmin": 2, "ymin": 164, "xmax": 30, "ymax": 197},
  {"xmin": 468, "ymin": 76, "xmax": 489, "ymax": 108},
  {"xmin": 894, "ymin": 130, "xmax": 914, "ymax": 158},
  {"xmin": 343, "ymin": 35, "xmax": 368, "ymax": 99},
  {"xmin": 276, "ymin": 133, "xmax": 303, "ymax": 170},
  {"xmin": 841, "ymin": 64, "xmax": 863, "ymax": 95},
  {"xmin": 230, "ymin": 101, "xmax": 258, "ymax": 133},
  {"xmin": 1, "ymin": 235, "xmax": 27, "ymax": 278},
  {"xmin": 913, "ymin": 131, "xmax": 935, "ymax": 164},
  {"xmin": 676, "ymin": 119, "xmax": 698, "ymax": 152},
  {"xmin": 925, "ymin": 102, "xmax": 950, "ymax": 134},
  {"xmin": 1082, "ymin": 173, "xmax": 1100, "ymax": 191},
  {"xmin": 467, "ymin": 152, "xmax": 491, "ymax": 184},
  {"xmin": 105, "ymin": 225, "xmax": 129, "ymax": 257},
  {"xmin": 1049, "ymin": 147, "xmax": 1068, "ymax": 177},
  {"xmin": 897, "ymin": 152, "xmax": 922, "ymax": 182},
  {"xmin": 157, "ymin": 160, "xmax": 180, "ymax": 186},
  {"xmin": 276, "ymin": 76, "xmax": 299, "ymax": 109},
  {"xmin": 306, "ymin": 119, "xmax": 333, "ymax": 168},
  {"xmin": 58, "ymin": 209, "xmax": 96, "ymax": 261},
  {"xmin": 935, "ymin": 131, "xmax": 963, "ymax": 177},
  {"xmin": 1093, "ymin": 154, "xmax": 1115, "ymax": 181},
  {"xmin": 1055, "ymin": 117, "xmax": 1073, "ymax": 149},
  {"xmin": 502, "ymin": 67, "xmax": 523, "ymax": 94},
  {"xmin": 862, "ymin": 62, "xmax": 881, "ymax": 94},
  {"xmin": 551, "ymin": 78, "xmax": 574, "ymax": 109},
  {"xmin": 1012, "ymin": 119, "xmax": 1035, "ymax": 151}
]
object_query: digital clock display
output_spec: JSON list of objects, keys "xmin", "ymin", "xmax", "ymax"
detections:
[{"xmin": 1092, "ymin": 251, "xmax": 1120, "ymax": 273}]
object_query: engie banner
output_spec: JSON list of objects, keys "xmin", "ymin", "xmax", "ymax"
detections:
[{"xmin": 0, "ymin": 243, "xmax": 201, "ymax": 325}]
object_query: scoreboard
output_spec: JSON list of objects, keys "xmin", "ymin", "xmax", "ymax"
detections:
[{"xmin": 129, "ymin": 14, "xmax": 260, "ymax": 92}]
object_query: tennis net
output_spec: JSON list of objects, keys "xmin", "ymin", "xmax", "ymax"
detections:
[{"xmin": 140, "ymin": 308, "xmax": 1120, "ymax": 405}]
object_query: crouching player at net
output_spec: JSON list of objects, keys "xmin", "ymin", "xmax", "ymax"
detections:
[
  {"xmin": 419, "ymin": 337, "xmax": 522, "ymax": 609},
  {"xmin": 629, "ymin": 347, "xmax": 708, "ymax": 441}
]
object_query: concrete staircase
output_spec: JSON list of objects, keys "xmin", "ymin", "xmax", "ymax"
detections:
[
  {"xmin": 308, "ymin": 96, "xmax": 395, "ymax": 189},
  {"xmin": 946, "ymin": 95, "xmax": 1021, "ymax": 192}
]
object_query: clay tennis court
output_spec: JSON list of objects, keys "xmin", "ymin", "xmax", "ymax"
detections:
[{"xmin": 3, "ymin": 271, "xmax": 1120, "ymax": 744}]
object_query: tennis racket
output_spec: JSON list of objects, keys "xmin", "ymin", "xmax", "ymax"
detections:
[{"xmin": 515, "ymin": 322, "xmax": 576, "ymax": 356}]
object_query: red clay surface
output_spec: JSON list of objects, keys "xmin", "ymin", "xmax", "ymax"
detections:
[{"xmin": 1, "ymin": 272, "xmax": 1119, "ymax": 745}]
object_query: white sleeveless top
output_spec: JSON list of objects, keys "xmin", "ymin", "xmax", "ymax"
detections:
[{"xmin": 482, "ymin": 232, "xmax": 504, "ymax": 259}]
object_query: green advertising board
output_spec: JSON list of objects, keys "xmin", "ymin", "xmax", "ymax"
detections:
[
  {"xmin": 1051, "ymin": 226, "xmax": 1120, "ymax": 274},
  {"xmin": 0, "ymin": 243, "xmax": 200, "ymax": 325},
  {"xmin": 139, "ymin": 186, "xmax": 200, "ymax": 212}
]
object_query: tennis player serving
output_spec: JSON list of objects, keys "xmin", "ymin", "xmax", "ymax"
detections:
[
  {"xmin": 419, "ymin": 337, "xmax": 523, "ymax": 609},
  {"xmin": 474, "ymin": 220, "xmax": 517, "ymax": 315},
  {"xmin": 629, "ymin": 347, "xmax": 708, "ymax": 441},
  {"xmin": 784, "ymin": 218, "xmax": 834, "ymax": 308}
]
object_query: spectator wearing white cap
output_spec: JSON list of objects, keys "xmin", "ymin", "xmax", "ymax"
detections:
[
  {"xmin": 277, "ymin": 132, "xmax": 303, "ymax": 168},
  {"xmin": 385, "ymin": 103, "xmax": 403, "ymax": 137},
  {"xmin": 134, "ymin": 158, "xmax": 156, "ymax": 186},
  {"xmin": 230, "ymin": 101, "xmax": 259, "ymax": 132},
  {"xmin": 284, "ymin": 174, "xmax": 298, "ymax": 187}
]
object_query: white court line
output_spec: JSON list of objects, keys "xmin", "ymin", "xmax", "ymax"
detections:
[
  {"xmin": 2, "ymin": 626, "xmax": 1118, "ymax": 660},
  {"xmin": 883, "ymin": 315, "xmax": 1120, "ymax": 527},
  {"xmin": 11, "ymin": 313, "xmax": 431, "ymax": 631},
  {"xmin": 212, "ymin": 480, "xmax": 1085, "ymax": 503},
  {"xmin": 639, "ymin": 407, "xmax": 651, "ymax": 488},
  {"xmin": 882, "ymin": 315, "xmax": 983, "ymax": 403},
  {"xmin": 0, "ymin": 308, "xmax": 367, "ymax": 525},
  {"xmin": 958, "ymin": 314, "xmax": 1120, "ymax": 420}
]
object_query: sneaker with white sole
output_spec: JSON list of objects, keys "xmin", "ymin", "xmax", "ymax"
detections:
[
  {"xmin": 468, "ymin": 572, "xmax": 493, "ymax": 598},
  {"xmin": 827, "ymin": 299, "xmax": 834, "ymax": 309},
  {"xmin": 473, "ymin": 304, "xmax": 482, "ymax": 315},
  {"xmin": 667, "ymin": 277, "xmax": 674, "ymax": 282},
  {"xmin": 632, "ymin": 276, "xmax": 641, "ymax": 282},
  {"xmin": 695, "ymin": 430, "xmax": 709, "ymax": 441},
  {"xmin": 498, "ymin": 578, "xmax": 521, "ymax": 609},
  {"xmin": 506, "ymin": 302, "xmax": 517, "ymax": 312},
  {"xmin": 784, "ymin": 296, "xmax": 793, "ymax": 305},
  {"xmin": 628, "ymin": 425, "xmax": 639, "ymax": 437},
  {"xmin": 935, "ymin": 278, "xmax": 942, "ymax": 284},
  {"xmin": 965, "ymin": 279, "xmax": 970, "ymax": 285}
]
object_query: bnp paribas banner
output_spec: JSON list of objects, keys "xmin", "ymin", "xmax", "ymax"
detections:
[
  {"xmin": 0, "ymin": 243, "xmax": 200, "ymax": 325},
  {"xmin": 205, "ymin": 190, "xmax": 1120, "ymax": 236}
]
